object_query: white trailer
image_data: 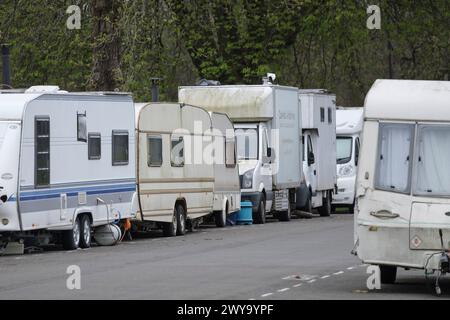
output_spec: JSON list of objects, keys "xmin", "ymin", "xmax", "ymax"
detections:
[
  {"xmin": 332, "ymin": 108, "xmax": 364, "ymax": 212},
  {"xmin": 210, "ymin": 112, "xmax": 241, "ymax": 227},
  {"xmin": 179, "ymin": 84, "xmax": 302, "ymax": 224},
  {"xmin": 298, "ymin": 90, "xmax": 337, "ymax": 216},
  {"xmin": 0, "ymin": 86, "xmax": 137, "ymax": 253},
  {"xmin": 134, "ymin": 103, "xmax": 215, "ymax": 236},
  {"xmin": 355, "ymin": 80, "xmax": 450, "ymax": 290}
]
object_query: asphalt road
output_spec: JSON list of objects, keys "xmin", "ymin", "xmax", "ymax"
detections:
[{"xmin": 0, "ymin": 213, "xmax": 449, "ymax": 300}]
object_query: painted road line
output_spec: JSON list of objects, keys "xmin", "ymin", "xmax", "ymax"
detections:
[
  {"xmin": 261, "ymin": 293, "xmax": 273, "ymax": 298},
  {"xmin": 277, "ymin": 288, "xmax": 290, "ymax": 293},
  {"xmin": 321, "ymin": 275, "xmax": 331, "ymax": 279},
  {"xmin": 347, "ymin": 267, "xmax": 355, "ymax": 270},
  {"xmin": 308, "ymin": 279, "xmax": 317, "ymax": 283},
  {"xmin": 293, "ymin": 284, "xmax": 303, "ymax": 288},
  {"xmin": 333, "ymin": 271, "xmax": 344, "ymax": 275}
]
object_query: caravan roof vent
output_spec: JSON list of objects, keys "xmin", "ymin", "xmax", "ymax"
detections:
[{"xmin": 25, "ymin": 86, "xmax": 67, "ymax": 94}]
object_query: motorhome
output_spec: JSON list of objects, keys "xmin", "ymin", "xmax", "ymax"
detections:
[
  {"xmin": 179, "ymin": 83, "xmax": 302, "ymax": 224},
  {"xmin": 332, "ymin": 108, "xmax": 364, "ymax": 213},
  {"xmin": 209, "ymin": 112, "xmax": 241, "ymax": 227},
  {"xmin": 0, "ymin": 86, "xmax": 137, "ymax": 253},
  {"xmin": 355, "ymin": 80, "xmax": 450, "ymax": 287},
  {"xmin": 297, "ymin": 90, "xmax": 337, "ymax": 216},
  {"xmin": 134, "ymin": 103, "xmax": 215, "ymax": 236}
]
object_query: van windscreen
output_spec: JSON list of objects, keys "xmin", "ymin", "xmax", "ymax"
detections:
[
  {"xmin": 336, "ymin": 137, "xmax": 353, "ymax": 164},
  {"xmin": 235, "ymin": 127, "xmax": 258, "ymax": 160}
]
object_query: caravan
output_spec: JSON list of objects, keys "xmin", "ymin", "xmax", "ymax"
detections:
[
  {"xmin": 333, "ymin": 108, "xmax": 364, "ymax": 212},
  {"xmin": 297, "ymin": 90, "xmax": 337, "ymax": 216},
  {"xmin": 179, "ymin": 83, "xmax": 302, "ymax": 224},
  {"xmin": 356, "ymin": 80, "xmax": 450, "ymax": 287},
  {"xmin": 0, "ymin": 86, "xmax": 136, "ymax": 252}
]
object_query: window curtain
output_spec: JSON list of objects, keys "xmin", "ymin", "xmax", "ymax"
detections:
[
  {"xmin": 416, "ymin": 126, "xmax": 450, "ymax": 195},
  {"xmin": 377, "ymin": 124, "xmax": 413, "ymax": 192}
]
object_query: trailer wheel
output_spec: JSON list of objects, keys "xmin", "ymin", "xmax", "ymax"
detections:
[
  {"xmin": 176, "ymin": 204, "xmax": 187, "ymax": 236},
  {"xmin": 253, "ymin": 195, "xmax": 266, "ymax": 225},
  {"xmin": 380, "ymin": 265, "xmax": 397, "ymax": 284},
  {"xmin": 79, "ymin": 215, "xmax": 92, "ymax": 249},
  {"xmin": 318, "ymin": 191, "xmax": 331, "ymax": 217},
  {"xmin": 163, "ymin": 211, "xmax": 178, "ymax": 237},
  {"xmin": 62, "ymin": 216, "xmax": 81, "ymax": 250},
  {"xmin": 215, "ymin": 204, "xmax": 228, "ymax": 228}
]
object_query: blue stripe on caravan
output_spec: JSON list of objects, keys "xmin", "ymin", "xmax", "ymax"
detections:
[{"xmin": 8, "ymin": 183, "xmax": 136, "ymax": 202}]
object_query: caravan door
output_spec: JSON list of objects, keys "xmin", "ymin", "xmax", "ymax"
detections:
[{"xmin": 304, "ymin": 132, "xmax": 317, "ymax": 195}]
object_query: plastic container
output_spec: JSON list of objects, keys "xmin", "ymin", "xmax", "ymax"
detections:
[{"xmin": 237, "ymin": 201, "xmax": 253, "ymax": 225}]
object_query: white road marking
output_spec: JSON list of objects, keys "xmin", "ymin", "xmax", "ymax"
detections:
[
  {"xmin": 347, "ymin": 267, "xmax": 354, "ymax": 270},
  {"xmin": 261, "ymin": 293, "xmax": 273, "ymax": 298},
  {"xmin": 277, "ymin": 288, "xmax": 290, "ymax": 293},
  {"xmin": 308, "ymin": 279, "xmax": 316, "ymax": 283},
  {"xmin": 293, "ymin": 284, "xmax": 302, "ymax": 288},
  {"xmin": 333, "ymin": 271, "xmax": 344, "ymax": 275},
  {"xmin": 321, "ymin": 275, "xmax": 330, "ymax": 279}
]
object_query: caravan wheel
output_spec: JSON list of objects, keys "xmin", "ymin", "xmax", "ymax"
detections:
[
  {"xmin": 79, "ymin": 215, "xmax": 92, "ymax": 249},
  {"xmin": 215, "ymin": 205, "xmax": 228, "ymax": 228},
  {"xmin": 62, "ymin": 217, "xmax": 81, "ymax": 250},
  {"xmin": 176, "ymin": 204, "xmax": 187, "ymax": 236},
  {"xmin": 163, "ymin": 212, "xmax": 178, "ymax": 237},
  {"xmin": 253, "ymin": 195, "xmax": 266, "ymax": 225},
  {"xmin": 318, "ymin": 191, "xmax": 331, "ymax": 217},
  {"xmin": 380, "ymin": 266, "xmax": 397, "ymax": 284}
]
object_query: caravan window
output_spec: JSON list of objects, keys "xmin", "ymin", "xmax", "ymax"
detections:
[
  {"xmin": 35, "ymin": 117, "xmax": 50, "ymax": 187},
  {"xmin": 77, "ymin": 112, "xmax": 87, "ymax": 142},
  {"xmin": 112, "ymin": 130, "xmax": 129, "ymax": 166},
  {"xmin": 225, "ymin": 138, "xmax": 237, "ymax": 168},
  {"xmin": 320, "ymin": 108, "xmax": 325, "ymax": 122},
  {"xmin": 415, "ymin": 125, "xmax": 450, "ymax": 196},
  {"xmin": 147, "ymin": 135, "xmax": 162, "ymax": 167},
  {"xmin": 328, "ymin": 108, "xmax": 333, "ymax": 124},
  {"xmin": 171, "ymin": 135, "xmax": 185, "ymax": 167},
  {"xmin": 88, "ymin": 133, "xmax": 101, "ymax": 160},
  {"xmin": 375, "ymin": 123, "xmax": 414, "ymax": 194}
]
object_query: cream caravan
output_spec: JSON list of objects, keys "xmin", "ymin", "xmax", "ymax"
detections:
[
  {"xmin": 356, "ymin": 80, "xmax": 450, "ymax": 287},
  {"xmin": 134, "ymin": 103, "xmax": 216, "ymax": 236},
  {"xmin": 0, "ymin": 86, "xmax": 136, "ymax": 253}
]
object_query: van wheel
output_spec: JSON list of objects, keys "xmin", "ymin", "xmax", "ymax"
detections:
[
  {"xmin": 176, "ymin": 204, "xmax": 187, "ymax": 236},
  {"xmin": 163, "ymin": 211, "xmax": 178, "ymax": 237},
  {"xmin": 62, "ymin": 217, "xmax": 81, "ymax": 250},
  {"xmin": 79, "ymin": 215, "xmax": 92, "ymax": 249},
  {"xmin": 304, "ymin": 195, "xmax": 313, "ymax": 213},
  {"xmin": 380, "ymin": 265, "xmax": 397, "ymax": 284},
  {"xmin": 318, "ymin": 191, "xmax": 331, "ymax": 217},
  {"xmin": 278, "ymin": 202, "xmax": 292, "ymax": 222},
  {"xmin": 253, "ymin": 195, "xmax": 266, "ymax": 225},
  {"xmin": 215, "ymin": 205, "xmax": 228, "ymax": 228}
]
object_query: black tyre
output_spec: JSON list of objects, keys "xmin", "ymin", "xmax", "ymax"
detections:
[
  {"xmin": 215, "ymin": 204, "xmax": 228, "ymax": 228},
  {"xmin": 253, "ymin": 194, "xmax": 266, "ymax": 225},
  {"xmin": 176, "ymin": 204, "xmax": 187, "ymax": 236},
  {"xmin": 380, "ymin": 265, "xmax": 397, "ymax": 284},
  {"xmin": 163, "ymin": 210, "xmax": 178, "ymax": 237},
  {"xmin": 318, "ymin": 191, "xmax": 331, "ymax": 217},
  {"xmin": 278, "ymin": 202, "xmax": 292, "ymax": 222},
  {"xmin": 304, "ymin": 195, "xmax": 313, "ymax": 213},
  {"xmin": 62, "ymin": 216, "xmax": 81, "ymax": 250},
  {"xmin": 79, "ymin": 215, "xmax": 92, "ymax": 249}
]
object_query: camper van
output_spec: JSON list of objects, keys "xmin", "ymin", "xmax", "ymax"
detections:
[
  {"xmin": 210, "ymin": 112, "xmax": 241, "ymax": 227},
  {"xmin": 134, "ymin": 103, "xmax": 216, "ymax": 236},
  {"xmin": 0, "ymin": 86, "xmax": 136, "ymax": 253},
  {"xmin": 356, "ymin": 80, "xmax": 450, "ymax": 286},
  {"xmin": 297, "ymin": 90, "xmax": 337, "ymax": 216},
  {"xmin": 179, "ymin": 84, "xmax": 302, "ymax": 224},
  {"xmin": 333, "ymin": 108, "xmax": 364, "ymax": 213}
]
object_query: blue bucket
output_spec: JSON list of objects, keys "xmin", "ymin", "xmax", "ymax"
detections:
[{"xmin": 237, "ymin": 201, "xmax": 253, "ymax": 225}]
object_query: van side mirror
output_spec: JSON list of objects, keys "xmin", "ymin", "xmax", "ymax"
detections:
[
  {"xmin": 308, "ymin": 152, "xmax": 315, "ymax": 166},
  {"xmin": 265, "ymin": 147, "xmax": 275, "ymax": 163}
]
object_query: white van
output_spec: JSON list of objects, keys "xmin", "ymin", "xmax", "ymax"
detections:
[
  {"xmin": 0, "ymin": 86, "xmax": 136, "ymax": 252},
  {"xmin": 179, "ymin": 84, "xmax": 302, "ymax": 224},
  {"xmin": 356, "ymin": 80, "xmax": 450, "ymax": 285},
  {"xmin": 210, "ymin": 112, "xmax": 241, "ymax": 227},
  {"xmin": 134, "ymin": 103, "xmax": 215, "ymax": 236},
  {"xmin": 298, "ymin": 90, "xmax": 337, "ymax": 216},
  {"xmin": 332, "ymin": 108, "xmax": 364, "ymax": 212}
]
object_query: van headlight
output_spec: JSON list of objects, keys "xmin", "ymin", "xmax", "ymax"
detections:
[
  {"xmin": 338, "ymin": 165, "xmax": 354, "ymax": 177},
  {"xmin": 242, "ymin": 169, "xmax": 254, "ymax": 189}
]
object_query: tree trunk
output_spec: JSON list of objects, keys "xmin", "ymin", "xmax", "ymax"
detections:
[{"xmin": 90, "ymin": 0, "xmax": 123, "ymax": 91}]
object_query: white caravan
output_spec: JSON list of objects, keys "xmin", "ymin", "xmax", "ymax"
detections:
[
  {"xmin": 332, "ymin": 108, "xmax": 364, "ymax": 212},
  {"xmin": 0, "ymin": 86, "xmax": 136, "ymax": 252},
  {"xmin": 298, "ymin": 90, "xmax": 337, "ymax": 216},
  {"xmin": 179, "ymin": 84, "xmax": 302, "ymax": 224},
  {"xmin": 355, "ymin": 80, "xmax": 450, "ymax": 287},
  {"xmin": 134, "ymin": 103, "xmax": 216, "ymax": 236},
  {"xmin": 210, "ymin": 112, "xmax": 241, "ymax": 227}
]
